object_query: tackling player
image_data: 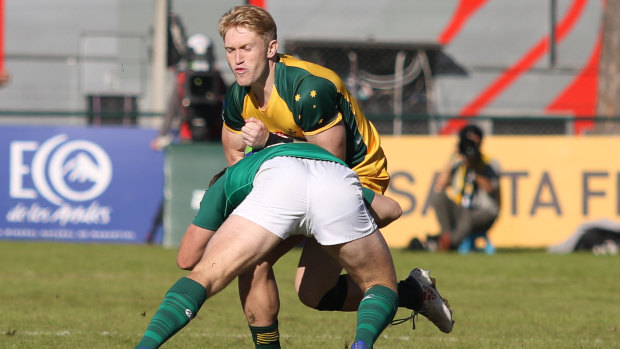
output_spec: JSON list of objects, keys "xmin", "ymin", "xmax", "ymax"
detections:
[{"xmin": 135, "ymin": 143, "xmax": 451, "ymax": 349}]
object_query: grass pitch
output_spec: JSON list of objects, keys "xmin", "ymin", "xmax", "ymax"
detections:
[{"xmin": 0, "ymin": 241, "xmax": 618, "ymax": 348}]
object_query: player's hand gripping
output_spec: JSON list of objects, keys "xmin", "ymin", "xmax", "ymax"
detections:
[{"xmin": 241, "ymin": 117, "xmax": 270, "ymax": 149}]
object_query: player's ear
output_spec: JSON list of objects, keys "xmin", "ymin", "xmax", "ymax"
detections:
[{"xmin": 267, "ymin": 40, "xmax": 278, "ymax": 58}]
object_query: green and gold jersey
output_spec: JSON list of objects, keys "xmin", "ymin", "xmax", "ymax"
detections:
[
  {"xmin": 222, "ymin": 54, "xmax": 389, "ymax": 192},
  {"xmin": 192, "ymin": 142, "xmax": 375, "ymax": 231}
]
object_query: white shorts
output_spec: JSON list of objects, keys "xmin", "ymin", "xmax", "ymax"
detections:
[{"xmin": 232, "ymin": 157, "xmax": 377, "ymax": 245}]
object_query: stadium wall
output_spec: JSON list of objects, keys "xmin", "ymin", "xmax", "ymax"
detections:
[{"xmin": 0, "ymin": 0, "xmax": 605, "ymax": 131}]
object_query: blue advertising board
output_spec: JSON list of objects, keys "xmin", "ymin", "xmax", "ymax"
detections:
[{"xmin": 0, "ymin": 126, "xmax": 164, "ymax": 243}]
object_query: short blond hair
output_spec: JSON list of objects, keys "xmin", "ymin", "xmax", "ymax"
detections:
[{"xmin": 218, "ymin": 5, "xmax": 277, "ymax": 44}]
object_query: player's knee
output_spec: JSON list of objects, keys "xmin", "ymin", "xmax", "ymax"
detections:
[
  {"xmin": 294, "ymin": 280, "xmax": 319, "ymax": 308},
  {"xmin": 297, "ymin": 288, "xmax": 321, "ymax": 308},
  {"xmin": 311, "ymin": 274, "xmax": 348, "ymax": 311},
  {"xmin": 238, "ymin": 262, "xmax": 275, "ymax": 297}
]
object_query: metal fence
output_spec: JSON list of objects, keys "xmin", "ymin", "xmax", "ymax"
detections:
[
  {"xmin": 281, "ymin": 39, "xmax": 619, "ymax": 136},
  {"xmin": 285, "ymin": 40, "xmax": 441, "ymax": 119},
  {"xmin": 2, "ymin": 109, "xmax": 620, "ymax": 136}
]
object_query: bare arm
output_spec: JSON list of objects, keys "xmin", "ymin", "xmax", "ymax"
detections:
[
  {"xmin": 368, "ymin": 193, "xmax": 402, "ymax": 228},
  {"xmin": 177, "ymin": 224, "xmax": 216, "ymax": 270},
  {"xmin": 304, "ymin": 121, "xmax": 347, "ymax": 162},
  {"xmin": 222, "ymin": 126, "xmax": 246, "ymax": 166},
  {"xmin": 151, "ymin": 83, "xmax": 182, "ymax": 150}
]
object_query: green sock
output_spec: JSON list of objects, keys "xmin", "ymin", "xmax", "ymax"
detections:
[
  {"xmin": 249, "ymin": 320, "xmax": 280, "ymax": 348},
  {"xmin": 135, "ymin": 277, "xmax": 207, "ymax": 349},
  {"xmin": 354, "ymin": 285, "xmax": 399, "ymax": 348}
]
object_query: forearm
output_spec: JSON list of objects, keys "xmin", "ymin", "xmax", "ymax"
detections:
[
  {"xmin": 177, "ymin": 224, "xmax": 214, "ymax": 270},
  {"xmin": 159, "ymin": 88, "xmax": 182, "ymax": 136}
]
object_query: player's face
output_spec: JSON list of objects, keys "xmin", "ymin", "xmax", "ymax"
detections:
[{"xmin": 224, "ymin": 26, "xmax": 272, "ymax": 87}]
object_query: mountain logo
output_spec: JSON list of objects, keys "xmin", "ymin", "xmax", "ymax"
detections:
[{"xmin": 10, "ymin": 134, "xmax": 113, "ymax": 204}]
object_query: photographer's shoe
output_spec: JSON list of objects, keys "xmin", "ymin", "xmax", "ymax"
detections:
[
  {"xmin": 438, "ymin": 232, "xmax": 452, "ymax": 251},
  {"xmin": 393, "ymin": 268, "xmax": 454, "ymax": 333}
]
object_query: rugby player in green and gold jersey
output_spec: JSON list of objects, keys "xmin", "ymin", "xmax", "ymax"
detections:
[
  {"xmin": 221, "ymin": 52, "xmax": 389, "ymax": 194},
  {"xmin": 219, "ymin": 8, "xmax": 389, "ymax": 197},
  {"xmin": 135, "ymin": 142, "xmax": 399, "ymax": 349},
  {"xmin": 174, "ymin": 5, "xmax": 451, "ymax": 347}
]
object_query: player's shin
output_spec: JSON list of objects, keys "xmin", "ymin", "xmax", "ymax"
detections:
[
  {"xmin": 135, "ymin": 277, "xmax": 207, "ymax": 349},
  {"xmin": 353, "ymin": 285, "xmax": 398, "ymax": 347},
  {"xmin": 249, "ymin": 320, "xmax": 281, "ymax": 348}
]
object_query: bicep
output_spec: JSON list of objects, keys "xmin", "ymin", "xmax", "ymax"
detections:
[{"xmin": 305, "ymin": 120, "xmax": 347, "ymax": 161}]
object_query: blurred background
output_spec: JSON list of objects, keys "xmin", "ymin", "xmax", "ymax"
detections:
[{"xmin": 0, "ymin": 0, "xmax": 618, "ymax": 250}]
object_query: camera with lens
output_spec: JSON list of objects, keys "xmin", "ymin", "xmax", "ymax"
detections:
[
  {"xmin": 184, "ymin": 71, "xmax": 222, "ymax": 107},
  {"xmin": 181, "ymin": 71, "xmax": 225, "ymax": 142},
  {"xmin": 458, "ymin": 136, "xmax": 481, "ymax": 161}
]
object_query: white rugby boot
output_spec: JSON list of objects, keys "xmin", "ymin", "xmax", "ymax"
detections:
[{"xmin": 392, "ymin": 268, "xmax": 454, "ymax": 333}]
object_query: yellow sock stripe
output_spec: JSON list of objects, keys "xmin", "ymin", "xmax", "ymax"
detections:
[{"xmin": 256, "ymin": 330, "xmax": 279, "ymax": 344}]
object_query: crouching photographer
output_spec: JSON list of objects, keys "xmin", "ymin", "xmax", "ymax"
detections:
[{"xmin": 427, "ymin": 124, "xmax": 501, "ymax": 251}]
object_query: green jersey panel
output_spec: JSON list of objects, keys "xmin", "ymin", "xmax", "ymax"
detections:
[
  {"xmin": 222, "ymin": 84, "xmax": 250, "ymax": 131},
  {"xmin": 192, "ymin": 175, "xmax": 227, "ymax": 231}
]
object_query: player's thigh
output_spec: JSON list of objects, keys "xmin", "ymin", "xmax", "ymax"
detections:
[
  {"xmin": 295, "ymin": 238, "xmax": 343, "ymax": 297},
  {"xmin": 189, "ymin": 214, "xmax": 282, "ymax": 295},
  {"xmin": 323, "ymin": 230, "xmax": 397, "ymax": 292}
]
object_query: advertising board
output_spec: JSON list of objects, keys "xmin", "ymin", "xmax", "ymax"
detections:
[{"xmin": 0, "ymin": 126, "xmax": 164, "ymax": 243}]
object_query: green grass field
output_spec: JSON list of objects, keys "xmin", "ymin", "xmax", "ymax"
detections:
[{"xmin": 0, "ymin": 241, "xmax": 618, "ymax": 348}]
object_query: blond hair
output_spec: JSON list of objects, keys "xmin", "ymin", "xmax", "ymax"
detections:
[{"xmin": 218, "ymin": 5, "xmax": 277, "ymax": 44}]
